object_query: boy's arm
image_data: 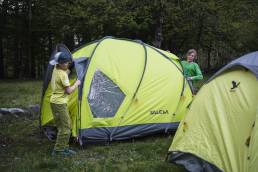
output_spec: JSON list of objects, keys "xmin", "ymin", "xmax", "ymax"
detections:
[
  {"xmin": 61, "ymin": 71, "xmax": 81, "ymax": 94},
  {"xmin": 65, "ymin": 80, "xmax": 81, "ymax": 94},
  {"xmin": 61, "ymin": 72, "xmax": 70, "ymax": 88},
  {"xmin": 190, "ymin": 64, "xmax": 203, "ymax": 81}
]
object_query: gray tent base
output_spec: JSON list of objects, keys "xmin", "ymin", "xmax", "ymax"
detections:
[
  {"xmin": 167, "ymin": 151, "xmax": 222, "ymax": 172},
  {"xmin": 43, "ymin": 122, "xmax": 179, "ymax": 145},
  {"xmin": 42, "ymin": 126, "xmax": 57, "ymax": 141}
]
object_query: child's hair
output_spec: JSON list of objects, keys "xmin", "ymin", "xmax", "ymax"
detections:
[{"xmin": 186, "ymin": 49, "xmax": 197, "ymax": 58}]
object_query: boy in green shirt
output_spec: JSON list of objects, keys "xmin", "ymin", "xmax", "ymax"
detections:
[
  {"xmin": 181, "ymin": 49, "xmax": 203, "ymax": 93},
  {"xmin": 49, "ymin": 52, "xmax": 81, "ymax": 156}
]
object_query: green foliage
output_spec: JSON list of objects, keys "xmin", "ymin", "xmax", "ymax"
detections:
[{"xmin": 0, "ymin": 0, "xmax": 258, "ymax": 78}]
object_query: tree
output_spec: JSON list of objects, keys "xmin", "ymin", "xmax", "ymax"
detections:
[{"xmin": 0, "ymin": 0, "xmax": 257, "ymax": 78}]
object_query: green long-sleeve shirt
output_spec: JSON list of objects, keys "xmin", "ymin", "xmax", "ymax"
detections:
[{"xmin": 181, "ymin": 61, "xmax": 203, "ymax": 81}]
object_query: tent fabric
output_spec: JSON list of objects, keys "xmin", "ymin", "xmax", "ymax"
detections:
[
  {"xmin": 168, "ymin": 52, "xmax": 258, "ymax": 172},
  {"xmin": 42, "ymin": 122, "xmax": 180, "ymax": 144},
  {"xmin": 73, "ymin": 57, "xmax": 89, "ymax": 100},
  {"xmin": 208, "ymin": 51, "xmax": 258, "ymax": 82},
  {"xmin": 78, "ymin": 122, "xmax": 179, "ymax": 144},
  {"xmin": 247, "ymin": 106, "xmax": 258, "ymax": 172},
  {"xmin": 56, "ymin": 43, "xmax": 73, "ymax": 61},
  {"xmin": 73, "ymin": 57, "xmax": 88, "ymax": 81},
  {"xmin": 40, "ymin": 36, "xmax": 193, "ymax": 144},
  {"xmin": 167, "ymin": 151, "xmax": 222, "ymax": 172}
]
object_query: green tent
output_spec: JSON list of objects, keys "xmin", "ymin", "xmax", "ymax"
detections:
[
  {"xmin": 40, "ymin": 37, "xmax": 192, "ymax": 145},
  {"xmin": 168, "ymin": 51, "xmax": 258, "ymax": 172}
]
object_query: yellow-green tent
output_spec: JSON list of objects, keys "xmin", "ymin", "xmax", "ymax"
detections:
[
  {"xmin": 40, "ymin": 37, "xmax": 192, "ymax": 145},
  {"xmin": 168, "ymin": 51, "xmax": 258, "ymax": 172}
]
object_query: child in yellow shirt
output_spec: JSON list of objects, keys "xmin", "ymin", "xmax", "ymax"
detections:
[{"xmin": 49, "ymin": 52, "xmax": 81, "ymax": 156}]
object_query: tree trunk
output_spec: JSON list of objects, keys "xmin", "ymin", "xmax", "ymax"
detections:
[
  {"xmin": 0, "ymin": 0, "xmax": 8, "ymax": 79},
  {"xmin": 48, "ymin": 33, "xmax": 53, "ymax": 56},
  {"xmin": 0, "ymin": 35, "xmax": 4, "ymax": 79},
  {"xmin": 30, "ymin": 43, "xmax": 35, "ymax": 78},
  {"xmin": 14, "ymin": 38, "xmax": 20, "ymax": 78},
  {"xmin": 153, "ymin": 17, "xmax": 163, "ymax": 48},
  {"xmin": 153, "ymin": 1, "xmax": 164, "ymax": 48},
  {"xmin": 37, "ymin": 55, "xmax": 41, "ymax": 79},
  {"xmin": 23, "ymin": 47, "xmax": 29, "ymax": 78},
  {"xmin": 28, "ymin": 0, "xmax": 34, "ymax": 78},
  {"xmin": 207, "ymin": 41, "xmax": 213, "ymax": 72},
  {"xmin": 64, "ymin": 33, "xmax": 74, "ymax": 51},
  {"xmin": 196, "ymin": 13, "xmax": 204, "ymax": 65},
  {"xmin": 196, "ymin": 13, "xmax": 204, "ymax": 51}
]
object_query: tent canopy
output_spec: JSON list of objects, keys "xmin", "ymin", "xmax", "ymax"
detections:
[
  {"xmin": 40, "ymin": 37, "xmax": 193, "ymax": 145},
  {"xmin": 168, "ymin": 51, "xmax": 258, "ymax": 172},
  {"xmin": 208, "ymin": 51, "xmax": 258, "ymax": 81}
]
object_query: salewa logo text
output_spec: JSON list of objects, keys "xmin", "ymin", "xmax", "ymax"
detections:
[{"xmin": 150, "ymin": 110, "xmax": 169, "ymax": 115}]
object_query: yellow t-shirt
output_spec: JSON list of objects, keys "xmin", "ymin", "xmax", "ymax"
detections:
[{"xmin": 50, "ymin": 67, "xmax": 70, "ymax": 104}]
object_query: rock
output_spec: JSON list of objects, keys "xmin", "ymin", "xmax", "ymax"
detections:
[
  {"xmin": 0, "ymin": 108, "xmax": 16, "ymax": 121},
  {"xmin": 27, "ymin": 104, "xmax": 40, "ymax": 119},
  {"xmin": 0, "ymin": 108, "xmax": 25, "ymax": 115},
  {"xmin": 27, "ymin": 104, "xmax": 40, "ymax": 114},
  {"xmin": 8, "ymin": 108, "xmax": 27, "ymax": 118},
  {"xmin": 9, "ymin": 108, "xmax": 25, "ymax": 114},
  {"xmin": 0, "ymin": 108, "xmax": 10, "ymax": 115},
  {"xmin": 0, "ymin": 104, "xmax": 40, "ymax": 119}
]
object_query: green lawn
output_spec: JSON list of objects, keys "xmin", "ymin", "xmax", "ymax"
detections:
[
  {"xmin": 1, "ymin": 117, "xmax": 185, "ymax": 172},
  {"xmin": 0, "ymin": 80, "xmax": 189, "ymax": 172},
  {"xmin": 0, "ymin": 80, "xmax": 42, "ymax": 108}
]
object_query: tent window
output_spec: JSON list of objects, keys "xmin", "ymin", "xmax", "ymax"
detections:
[{"xmin": 87, "ymin": 69, "xmax": 125, "ymax": 118}]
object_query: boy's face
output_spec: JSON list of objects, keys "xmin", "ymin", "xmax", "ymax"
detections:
[
  {"xmin": 58, "ymin": 62, "xmax": 70, "ymax": 70},
  {"xmin": 187, "ymin": 53, "xmax": 195, "ymax": 62}
]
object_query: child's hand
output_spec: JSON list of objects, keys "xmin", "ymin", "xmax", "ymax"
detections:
[
  {"xmin": 75, "ymin": 80, "xmax": 81, "ymax": 86},
  {"xmin": 187, "ymin": 77, "xmax": 192, "ymax": 81}
]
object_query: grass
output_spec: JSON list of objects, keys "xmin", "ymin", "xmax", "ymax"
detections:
[
  {"xmin": 0, "ymin": 80, "xmax": 189, "ymax": 172},
  {"xmin": 0, "ymin": 76, "xmax": 210, "ymax": 172},
  {"xmin": 0, "ymin": 117, "xmax": 186, "ymax": 172},
  {"xmin": 0, "ymin": 80, "xmax": 42, "ymax": 108}
]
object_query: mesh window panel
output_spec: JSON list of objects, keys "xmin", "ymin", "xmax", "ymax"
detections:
[{"xmin": 87, "ymin": 69, "xmax": 125, "ymax": 118}]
